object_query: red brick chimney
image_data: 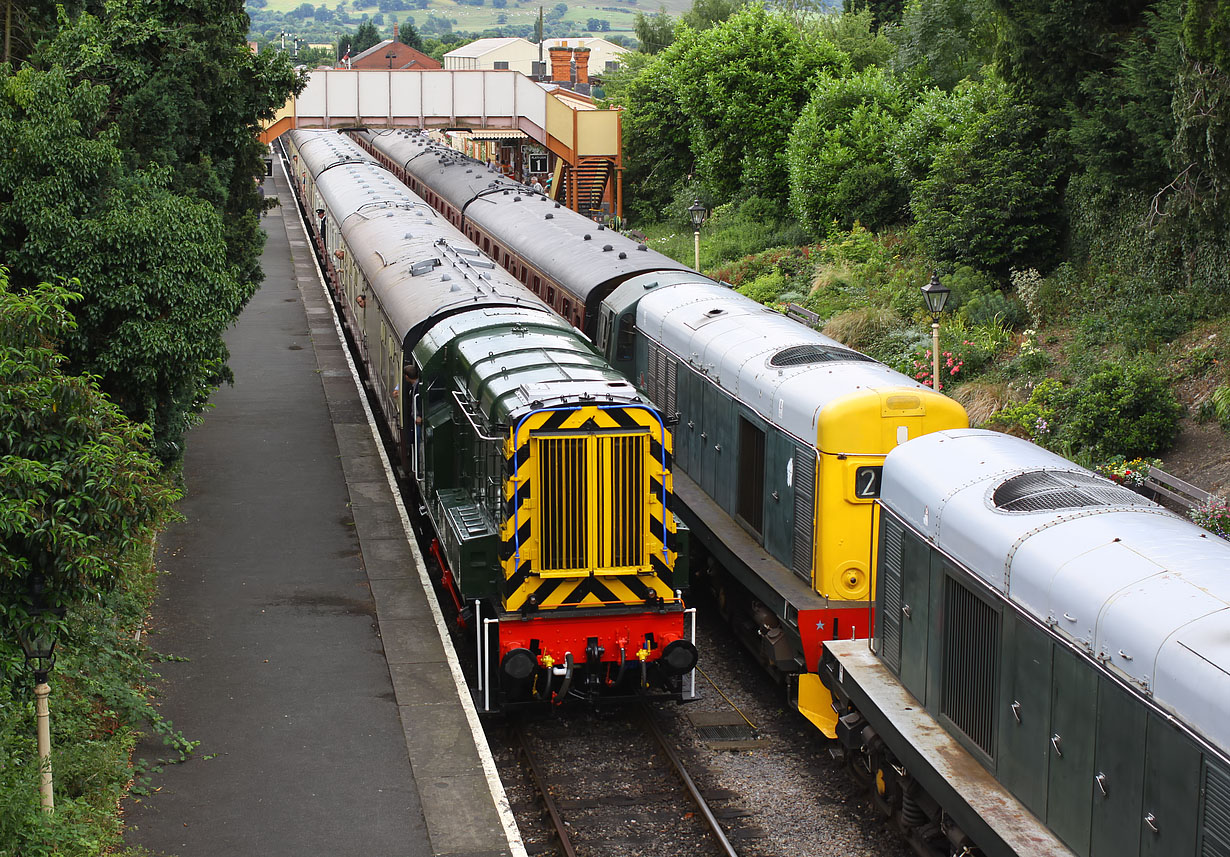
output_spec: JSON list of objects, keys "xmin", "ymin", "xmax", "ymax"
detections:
[
  {"xmin": 548, "ymin": 46, "xmax": 571, "ymax": 83},
  {"xmin": 393, "ymin": 23, "xmax": 399, "ymax": 42},
  {"xmin": 573, "ymin": 47, "xmax": 590, "ymax": 84}
]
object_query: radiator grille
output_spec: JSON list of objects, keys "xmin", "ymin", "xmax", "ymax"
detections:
[
  {"xmin": 941, "ymin": 576, "xmax": 1000, "ymax": 757},
  {"xmin": 1204, "ymin": 761, "xmax": 1230, "ymax": 857},
  {"xmin": 597, "ymin": 434, "xmax": 645, "ymax": 568},
  {"xmin": 993, "ymin": 470, "xmax": 1153, "ymax": 512},
  {"xmin": 879, "ymin": 520, "xmax": 904, "ymax": 672},
  {"xmin": 538, "ymin": 432, "xmax": 647, "ymax": 573},
  {"xmin": 647, "ymin": 341, "xmax": 677, "ymax": 416},
  {"xmin": 791, "ymin": 445, "xmax": 815, "ymax": 582},
  {"xmin": 769, "ymin": 344, "xmax": 876, "ymax": 366},
  {"xmin": 539, "ymin": 437, "xmax": 588, "ymax": 572}
]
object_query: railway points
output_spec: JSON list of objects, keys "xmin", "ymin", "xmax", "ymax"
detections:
[{"xmin": 122, "ymin": 154, "xmax": 524, "ymax": 857}]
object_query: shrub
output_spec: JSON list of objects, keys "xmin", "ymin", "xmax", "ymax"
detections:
[
  {"xmin": 1053, "ymin": 362, "xmax": 1182, "ymax": 458},
  {"xmin": 1008, "ymin": 328, "xmax": 1053, "ymax": 376},
  {"xmin": 737, "ymin": 270, "xmax": 789, "ymax": 305},
  {"xmin": 960, "ymin": 288, "xmax": 1028, "ymax": 329},
  {"xmin": 787, "ymin": 66, "xmax": 910, "ymax": 233},
  {"xmin": 984, "ymin": 378, "xmax": 1061, "ymax": 443},
  {"xmin": 909, "ymin": 78, "xmax": 1063, "ymax": 272}
]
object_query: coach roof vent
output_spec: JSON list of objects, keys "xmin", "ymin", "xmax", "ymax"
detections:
[
  {"xmin": 769, "ymin": 344, "xmax": 876, "ymax": 368},
  {"xmin": 410, "ymin": 258, "xmax": 442, "ymax": 277},
  {"xmin": 991, "ymin": 470, "xmax": 1155, "ymax": 512}
]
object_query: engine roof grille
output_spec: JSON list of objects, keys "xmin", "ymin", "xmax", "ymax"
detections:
[
  {"xmin": 769, "ymin": 344, "xmax": 876, "ymax": 367},
  {"xmin": 993, "ymin": 470, "xmax": 1154, "ymax": 512}
]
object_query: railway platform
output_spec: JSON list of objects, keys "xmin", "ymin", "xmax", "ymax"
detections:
[{"xmin": 121, "ymin": 157, "xmax": 523, "ymax": 857}]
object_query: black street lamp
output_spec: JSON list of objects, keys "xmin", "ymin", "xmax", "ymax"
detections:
[
  {"xmin": 920, "ymin": 273, "xmax": 951, "ymax": 390},
  {"xmin": 687, "ymin": 198, "xmax": 706, "ymax": 270}
]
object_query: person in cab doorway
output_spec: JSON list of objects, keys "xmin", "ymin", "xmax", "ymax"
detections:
[{"xmin": 394, "ymin": 364, "xmax": 421, "ymax": 420}]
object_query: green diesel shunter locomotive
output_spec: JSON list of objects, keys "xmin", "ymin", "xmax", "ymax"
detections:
[{"xmin": 288, "ymin": 129, "xmax": 697, "ymax": 712}]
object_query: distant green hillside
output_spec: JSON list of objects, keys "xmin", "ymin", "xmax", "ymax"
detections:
[{"xmin": 247, "ymin": 0, "xmax": 695, "ymax": 47}]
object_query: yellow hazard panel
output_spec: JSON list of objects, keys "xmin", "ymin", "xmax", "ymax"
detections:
[
  {"xmin": 797, "ymin": 673, "xmax": 839, "ymax": 739},
  {"xmin": 500, "ymin": 405, "xmax": 678, "ymax": 611}
]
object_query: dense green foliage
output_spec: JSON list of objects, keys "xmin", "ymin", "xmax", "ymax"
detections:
[
  {"xmin": 0, "ymin": 273, "xmax": 179, "ymax": 631},
  {"xmin": 909, "ymin": 83, "xmax": 1062, "ymax": 271},
  {"xmin": 618, "ymin": 3, "xmax": 848, "ymax": 218},
  {"xmin": 988, "ymin": 363, "xmax": 1183, "ymax": 458},
  {"xmin": 786, "ymin": 65, "xmax": 908, "ymax": 232},
  {"xmin": 0, "ymin": 0, "xmax": 301, "ymax": 462},
  {"xmin": 0, "ymin": 273, "xmax": 185, "ymax": 854}
]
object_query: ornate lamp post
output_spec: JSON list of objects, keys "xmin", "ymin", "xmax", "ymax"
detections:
[
  {"xmin": 920, "ymin": 273, "xmax": 951, "ymax": 391},
  {"xmin": 16, "ymin": 559, "xmax": 60, "ymax": 813},
  {"xmin": 687, "ymin": 198, "xmax": 706, "ymax": 271}
]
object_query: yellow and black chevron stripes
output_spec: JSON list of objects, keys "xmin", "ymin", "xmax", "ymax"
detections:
[{"xmin": 499, "ymin": 404, "xmax": 677, "ymax": 611}]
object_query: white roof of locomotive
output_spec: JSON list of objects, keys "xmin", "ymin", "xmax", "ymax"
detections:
[
  {"xmin": 636, "ymin": 281, "xmax": 938, "ymax": 447},
  {"xmin": 880, "ymin": 428, "xmax": 1230, "ymax": 755}
]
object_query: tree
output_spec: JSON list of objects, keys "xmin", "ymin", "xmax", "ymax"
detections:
[
  {"xmin": 816, "ymin": 8, "xmax": 896, "ymax": 72},
  {"xmin": 287, "ymin": 1, "xmax": 316, "ymax": 19},
  {"xmin": 843, "ymin": 0, "xmax": 905, "ymax": 26},
  {"xmin": 0, "ymin": 269, "xmax": 179, "ymax": 639},
  {"xmin": 671, "ymin": 5, "xmax": 849, "ymax": 203},
  {"xmin": 989, "ymin": 0, "xmax": 1155, "ymax": 113},
  {"xmin": 1065, "ymin": 0, "xmax": 1180, "ymax": 193},
  {"xmin": 681, "ymin": 0, "xmax": 744, "ymax": 31},
  {"xmin": 4, "ymin": 2, "xmax": 302, "ymax": 462},
  {"xmin": 909, "ymin": 78, "xmax": 1063, "ymax": 272},
  {"xmin": 889, "ymin": 0, "xmax": 995, "ymax": 89},
  {"xmin": 352, "ymin": 19, "xmax": 382, "ymax": 51},
  {"xmin": 0, "ymin": 66, "xmax": 262, "ymax": 461},
  {"xmin": 787, "ymin": 65, "xmax": 909, "ymax": 232},
  {"xmin": 399, "ymin": 19, "xmax": 425, "ymax": 49},
  {"xmin": 614, "ymin": 50, "xmax": 692, "ymax": 218},
  {"xmin": 633, "ymin": 8, "xmax": 676, "ymax": 53}
]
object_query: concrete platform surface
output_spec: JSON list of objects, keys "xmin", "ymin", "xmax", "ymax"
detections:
[{"xmin": 122, "ymin": 158, "xmax": 524, "ymax": 857}]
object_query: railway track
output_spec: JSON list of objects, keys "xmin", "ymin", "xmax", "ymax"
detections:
[{"xmin": 502, "ymin": 704, "xmax": 755, "ymax": 857}]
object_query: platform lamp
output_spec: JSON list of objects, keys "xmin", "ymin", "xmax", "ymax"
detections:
[
  {"xmin": 920, "ymin": 272, "xmax": 951, "ymax": 391},
  {"xmin": 688, "ymin": 198, "xmax": 706, "ymax": 271},
  {"xmin": 16, "ymin": 556, "xmax": 62, "ymax": 813}
]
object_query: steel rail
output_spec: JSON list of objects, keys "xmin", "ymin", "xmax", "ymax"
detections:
[
  {"xmin": 636, "ymin": 704, "xmax": 741, "ymax": 857},
  {"xmin": 512, "ymin": 723, "xmax": 577, "ymax": 857}
]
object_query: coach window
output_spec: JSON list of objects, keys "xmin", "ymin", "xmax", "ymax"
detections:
[
  {"xmin": 562, "ymin": 299, "xmax": 572, "ymax": 318},
  {"xmin": 532, "ymin": 275, "xmax": 541, "ymax": 292},
  {"xmin": 483, "ymin": 237, "xmax": 490, "ymax": 253}
]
